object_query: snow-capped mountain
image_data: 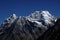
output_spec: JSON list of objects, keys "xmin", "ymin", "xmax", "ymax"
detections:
[
  {"xmin": 27, "ymin": 11, "xmax": 57, "ymax": 27},
  {"xmin": 0, "ymin": 11, "xmax": 57, "ymax": 40}
]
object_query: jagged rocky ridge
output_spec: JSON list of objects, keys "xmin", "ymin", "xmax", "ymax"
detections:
[{"xmin": 0, "ymin": 11, "xmax": 58, "ymax": 40}]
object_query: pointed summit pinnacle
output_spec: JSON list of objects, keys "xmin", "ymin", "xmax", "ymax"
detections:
[{"xmin": 10, "ymin": 14, "xmax": 17, "ymax": 19}]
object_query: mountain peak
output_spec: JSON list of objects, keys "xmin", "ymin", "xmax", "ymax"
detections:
[
  {"xmin": 0, "ymin": 10, "xmax": 58, "ymax": 40},
  {"xmin": 10, "ymin": 14, "xmax": 17, "ymax": 19},
  {"xmin": 27, "ymin": 11, "xmax": 57, "ymax": 27},
  {"xmin": 28, "ymin": 11, "xmax": 40, "ymax": 19},
  {"xmin": 2, "ymin": 14, "xmax": 17, "ymax": 25},
  {"xmin": 40, "ymin": 11, "xmax": 54, "ymax": 25},
  {"xmin": 41, "ymin": 11, "xmax": 52, "ymax": 17}
]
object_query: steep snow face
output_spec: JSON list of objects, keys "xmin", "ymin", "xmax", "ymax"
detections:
[
  {"xmin": 40, "ymin": 11, "xmax": 56, "ymax": 26},
  {"xmin": 27, "ymin": 11, "xmax": 57, "ymax": 27}
]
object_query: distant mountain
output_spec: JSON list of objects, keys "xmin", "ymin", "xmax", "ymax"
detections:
[{"xmin": 0, "ymin": 11, "xmax": 57, "ymax": 40}]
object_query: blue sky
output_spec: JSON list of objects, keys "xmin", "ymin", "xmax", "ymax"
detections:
[{"xmin": 0, "ymin": 0, "xmax": 60, "ymax": 24}]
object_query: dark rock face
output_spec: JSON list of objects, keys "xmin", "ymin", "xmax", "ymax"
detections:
[{"xmin": 37, "ymin": 18, "xmax": 60, "ymax": 40}]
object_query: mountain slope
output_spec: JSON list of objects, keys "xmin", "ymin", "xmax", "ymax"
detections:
[
  {"xmin": 37, "ymin": 18, "xmax": 60, "ymax": 40},
  {"xmin": 0, "ymin": 11, "xmax": 57, "ymax": 40}
]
